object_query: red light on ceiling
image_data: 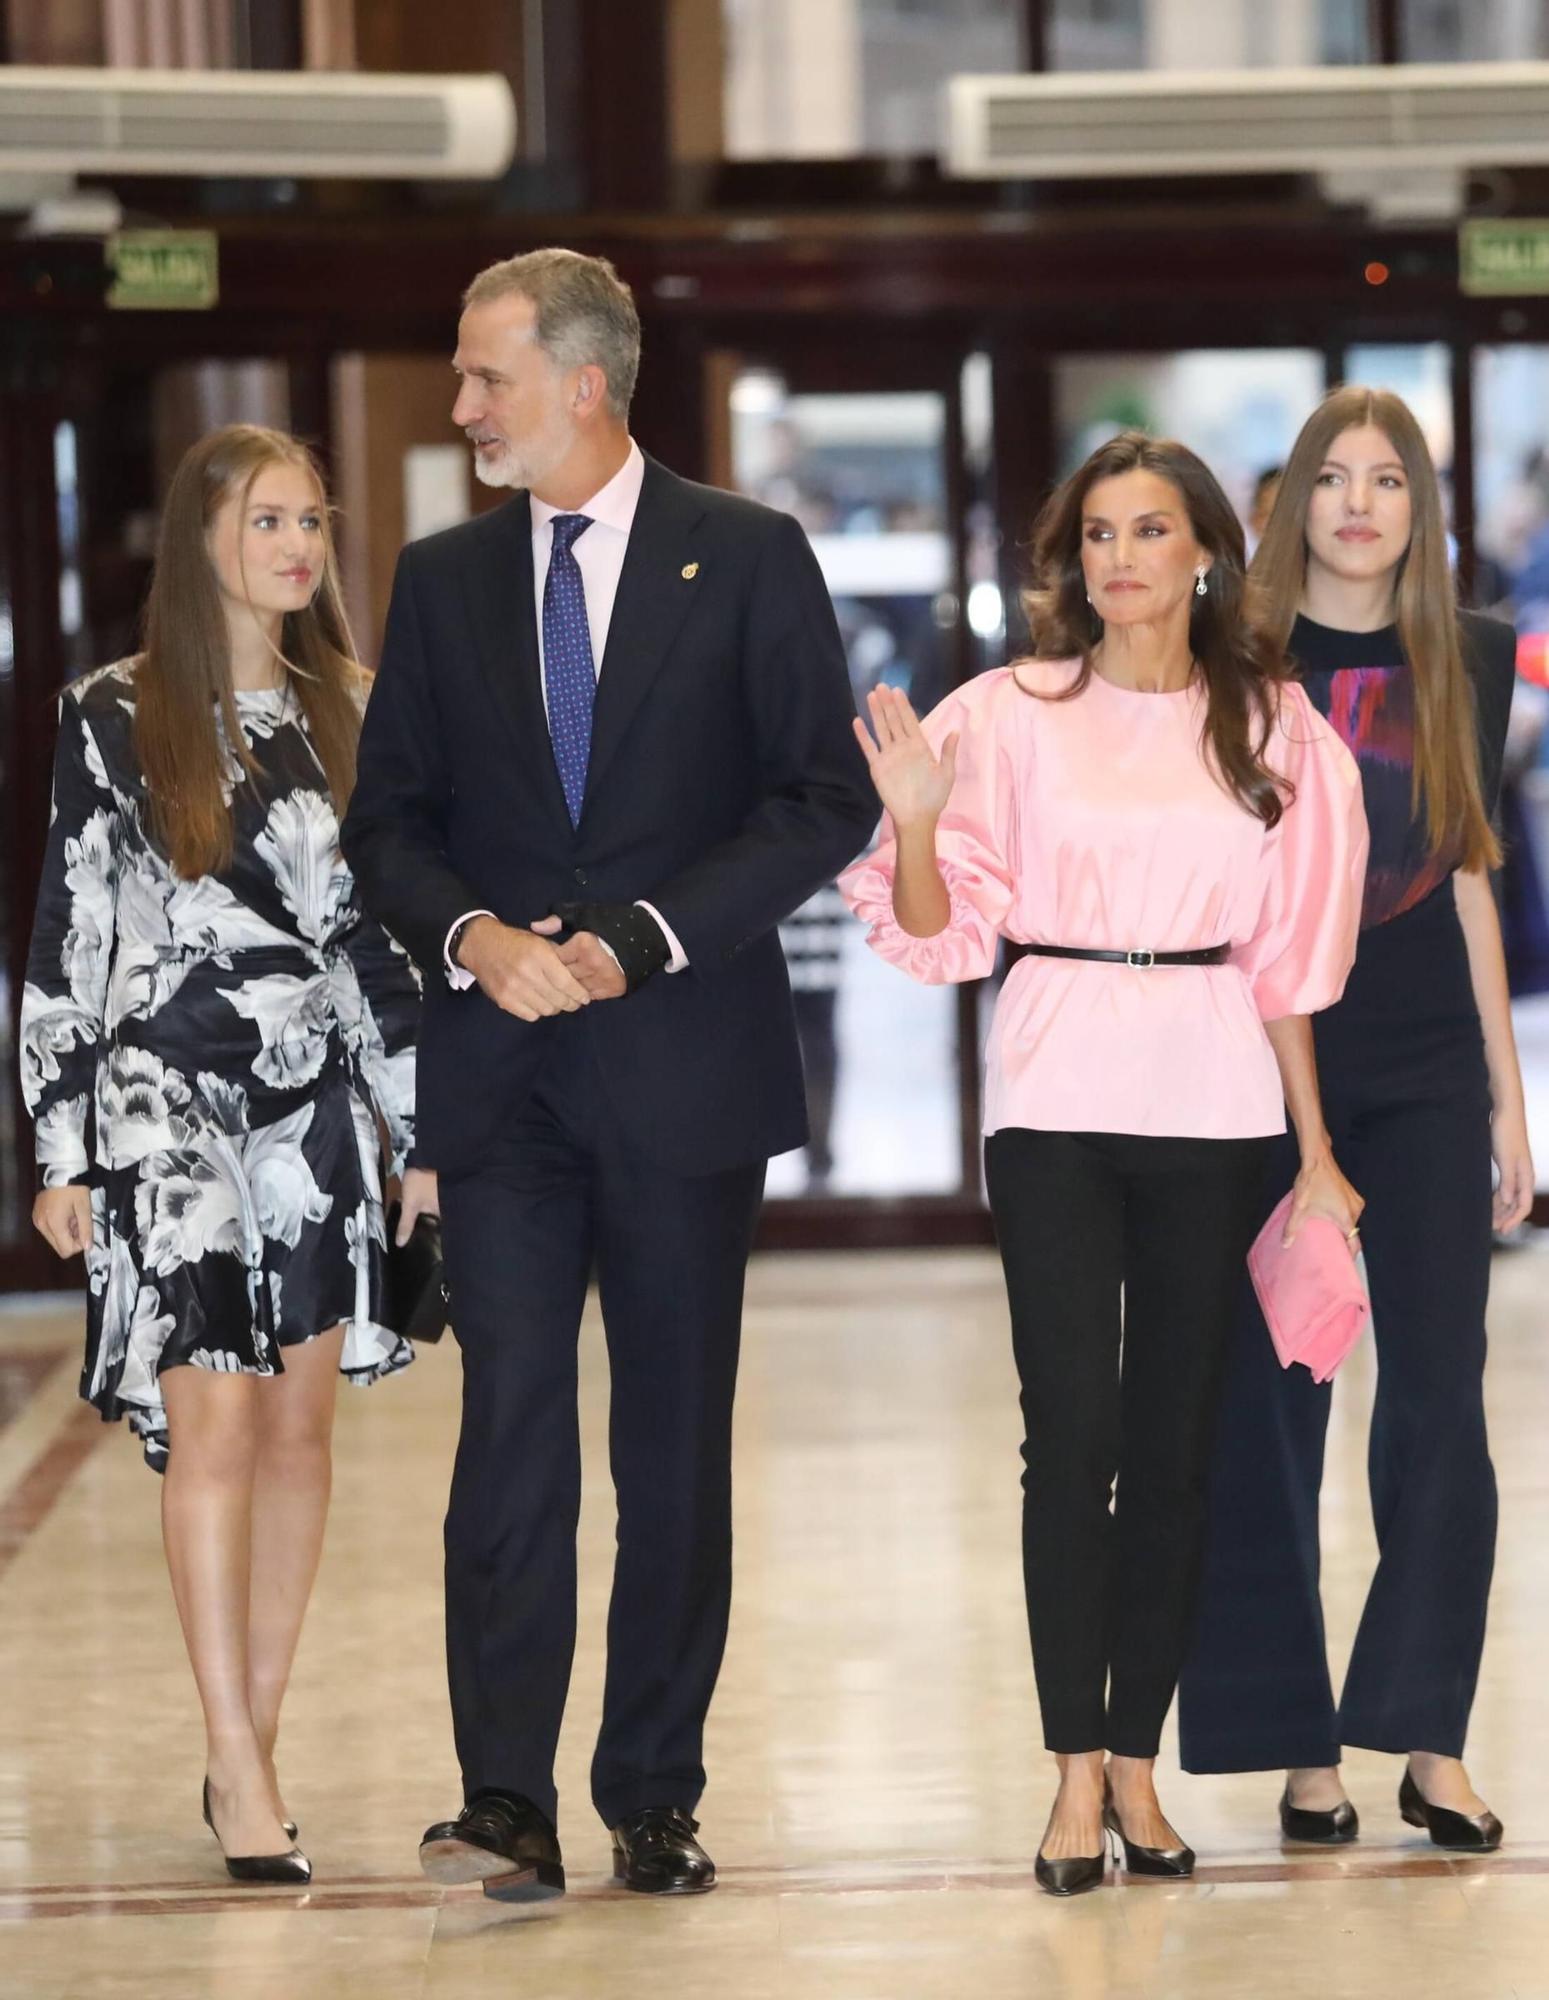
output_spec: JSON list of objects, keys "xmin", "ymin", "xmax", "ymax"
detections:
[{"xmin": 1364, "ymin": 261, "xmax": 1391, "ymax": 286}]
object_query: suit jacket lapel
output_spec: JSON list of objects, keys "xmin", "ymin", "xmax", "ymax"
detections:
[
  {"xmin": 583, "ymin": 457, "xmax": 707, "ymax": 817},
  {"xmin": 457, "ymin": 494, "xmax": 571, "ymax": 827}
]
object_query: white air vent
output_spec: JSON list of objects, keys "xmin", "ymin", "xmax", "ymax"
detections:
[
  {"xmin": 944, "ymin": 61, "xmax": 1549, "ymax": 182},
  {"xmin": 0, "ymin": 65, "xmax": 516, "ymax": 179}
]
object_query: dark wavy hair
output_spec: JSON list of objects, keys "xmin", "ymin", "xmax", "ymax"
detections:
[{"xmin": 1020, "ymin": 430, "xmax": 1292, "ymax": 828}]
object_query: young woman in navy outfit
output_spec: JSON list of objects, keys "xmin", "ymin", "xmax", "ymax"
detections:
[{"xmin": 1179, "ymin": 388, "xmax": 1531, "ymax": 1852}]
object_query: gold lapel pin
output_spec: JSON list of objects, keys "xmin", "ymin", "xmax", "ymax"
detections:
[{"xmin": 681, "ymin": 561, "xmax": 700, "ymax": 580}]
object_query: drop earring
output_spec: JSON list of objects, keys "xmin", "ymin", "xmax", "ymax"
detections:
[{"xmin": 1195, "ymin": 567, "xmax": 1208, "ymax": 598}]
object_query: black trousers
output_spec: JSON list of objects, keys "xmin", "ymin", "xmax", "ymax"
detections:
[
  {"xmin": 985, "ymin": 1126, "xmax": 1274, "ymax": 1758},
  {"xmin": 1180, "ymin": 887, "xmax": 1497, "ymax": 1771},
  {"xmin": 437, "ymin": 1013, "xmax": 766, "ymax": 1830}
]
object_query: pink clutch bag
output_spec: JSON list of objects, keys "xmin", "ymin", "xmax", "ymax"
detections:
[{"xmin": 1247, "ymin": 1191, "xmax": 1371, "ymax": 1384}]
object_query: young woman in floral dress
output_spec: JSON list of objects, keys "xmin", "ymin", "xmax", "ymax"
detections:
[{"xmin": 21, "ymin": 424, "xmax": 435, "ymax": 1882}]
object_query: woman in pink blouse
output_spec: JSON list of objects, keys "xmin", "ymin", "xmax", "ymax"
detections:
[{"xmin": 840, "ymin": 433, "xmax": 1368, "ymax": 1897}]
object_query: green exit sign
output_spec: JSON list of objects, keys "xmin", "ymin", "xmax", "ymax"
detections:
[
  {"xmin": 1460, "ymin": 219, "xmax": 1549, "ymax": 297},
  {"xmin": 107, "ymin": 229, "xmax": 219, "ymax": 310}
]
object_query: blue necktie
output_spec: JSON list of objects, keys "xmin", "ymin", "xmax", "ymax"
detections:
[{"xmin": 543, "ymin": 513, "xmax": 595, "ymax": 826}]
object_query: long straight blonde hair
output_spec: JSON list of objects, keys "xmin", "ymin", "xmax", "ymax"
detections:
[
  {"xmin": 135, "ymin": 424, "xmax": 366, "ymax": 880},
  {"xmin": 1252, "ymin": 385, "xmax": 1500, "ymax": 871}
]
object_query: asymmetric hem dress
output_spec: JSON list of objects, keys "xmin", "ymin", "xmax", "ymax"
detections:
[{"xmin": 20, "ymin": 659, "xmax": 420, "ymax": 1471}]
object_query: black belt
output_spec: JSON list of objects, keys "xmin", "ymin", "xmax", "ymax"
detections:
[{"xmin": 1024, "ymin": 942, "xmax": 1231, "ymax": 969}]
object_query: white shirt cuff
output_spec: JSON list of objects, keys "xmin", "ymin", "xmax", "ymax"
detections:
[
  {"xmin": 445, "ymin": 909, "xmax": 496, "ymax": 989},
  {"xmin": 636, "ymin": 901, "xmax": 688, "ymax": 973}
]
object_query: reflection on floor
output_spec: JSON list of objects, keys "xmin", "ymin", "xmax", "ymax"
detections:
[{"xmin": 0, "ymin": 1244, "xmax": 1545, "ymax": 1999}]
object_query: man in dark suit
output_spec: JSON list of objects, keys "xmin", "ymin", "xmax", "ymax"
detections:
[{"xmin": 342, "ymin": 249, "xmax": 874, "ymax": 1901}]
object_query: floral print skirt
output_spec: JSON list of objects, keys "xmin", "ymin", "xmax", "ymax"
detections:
[{"xmin": 82, "ymin": 1057, "xmax": 412, "ymax": 1472}]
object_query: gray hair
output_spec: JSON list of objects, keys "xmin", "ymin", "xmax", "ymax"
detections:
[{"xmin": 463, "ymin": 248, "xmax": 641, "ymax": 419}]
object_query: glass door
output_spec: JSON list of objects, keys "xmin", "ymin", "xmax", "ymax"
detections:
[{"xmin": 710, "ymin": 343, "xmax": 989, "ymax": 1236}]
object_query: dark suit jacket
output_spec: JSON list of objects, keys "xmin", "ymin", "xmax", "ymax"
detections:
[{"xmin": 341, "ymin": 455, "xmax": 877, "ymax": 1177}]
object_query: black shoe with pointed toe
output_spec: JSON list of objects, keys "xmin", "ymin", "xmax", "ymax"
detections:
[
  {"xmin": 1102, "ymin": 1790, "xmax": 1195, "ymax": 1879},
  {"xmin": 419, "ymin": 1793, "xmax": 566, "ymax": 1902},
  {"xmin": 610, "ymin": 1807, "xmax": 716, "ymax": 1894},
  {"xmin": 1279, "ymin": 1785, "xmax": 1359, "ymax": 1845},
  {"xmin": 1034, "ymin": 1847, "xmax": 1107, "ymax": 1897},
  {"xmin": 201, "ymin": 1779, "xmax": 311, "ymax": 1885},
  {"xmin": 204, "ymin": 1777, "xmax": 296, "ymax": 1844},
  {"xmin": 1399, "ymin": 1767, "xmax": 1502, "ymax": 1853}
]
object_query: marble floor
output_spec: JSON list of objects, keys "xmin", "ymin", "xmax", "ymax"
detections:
[{"xmin": 0, "ymin": 1244, "xmax": 1545, "ymax": 1999}]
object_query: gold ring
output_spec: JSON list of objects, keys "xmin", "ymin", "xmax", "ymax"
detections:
[{"xmin": 1345, "ymin": 1226, "xmax": 1361, "ymax": 1243}]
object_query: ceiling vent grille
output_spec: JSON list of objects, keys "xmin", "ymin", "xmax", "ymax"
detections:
[
  {"xmin": 0, "ymin": 66, "xmax": 516, "ymax": 179},
  {"xmin": 945, "ymin": 62, "xmax": 1549, "ymax": 183}
]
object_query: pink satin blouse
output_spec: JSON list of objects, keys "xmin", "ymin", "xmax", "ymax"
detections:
[{"xmin": 839, "ymin": 661, "xmax": 1369, "ymax": 1140}]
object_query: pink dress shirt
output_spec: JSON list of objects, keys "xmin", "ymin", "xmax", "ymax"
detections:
[
  {"xmin": 839, "ymin": 660, "xmax": 1369, "ymax": 1141},
  {"xmin": 444, "ymin": 439, "xmax": 687, "ymax": 986}
]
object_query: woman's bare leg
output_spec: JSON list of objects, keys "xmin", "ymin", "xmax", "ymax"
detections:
[
  {"xmin": 160, "ymin": 1363, "xmax": 293, "ymax": 1858},
  {"xmin": 246, "ymin": 1325, "xmax": 346, "ymax": 1825},
  {"xmin": 1040, "ymin": 1750, "xmax": 1106, "ymax": 1860},
  {"xmin": 1106, "ymin": 1754, "xmax": 1186, "ymax": 1849}
]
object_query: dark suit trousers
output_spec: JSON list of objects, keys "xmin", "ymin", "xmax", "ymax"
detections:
[
  {"xmin": 1179, "ymin": 888, "xmax": 1497, "ymax": 1771},
  {"xmin": 437, "ymin": 1011, "xmax": 766, "ymax": 1829},
  {"xmin": 985, "ymin": 1126, "xmax": 1274, "ymax": 1758}
]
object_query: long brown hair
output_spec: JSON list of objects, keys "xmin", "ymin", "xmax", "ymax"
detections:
[
  {"xmin": 1021, "ymin": 431, "xmax": 1291, "ymax": 827},
  {"xmin": 1253, "ymin": 384, "xmax": 1500, "ymax": 870},
  {"xmin": 135, "ymin": 423, "xmax": 365, "ymax": 880}
]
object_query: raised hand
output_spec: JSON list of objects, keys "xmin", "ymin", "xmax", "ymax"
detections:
[{"xmin": 852, "ymin": 686, "xmax": 959, "ymax": 830}]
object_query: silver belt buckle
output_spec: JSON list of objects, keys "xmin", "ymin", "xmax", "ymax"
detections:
[{"xmin": 1126, "ymin": 949, "xmax": 1155, "ymax": 968}]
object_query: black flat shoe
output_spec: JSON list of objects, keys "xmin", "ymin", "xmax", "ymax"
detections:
[
  {"xmin": 419, "ymin": 1793, "xmax": 565, "ymax": 1902},
  {"xmin": 201, "ymin": 1779, "xmax": 311, "ymax": 1884},
  {"xmin": 1035, "ymin": 1849, "xmax": 1106, "ymax": 1897},
  {"xmin": 204, "ymin": 1777, "xmax": 296, "ymax": 1844},
  {"xmin": 1102, "ymin": 1792, "xmax": 1195, "ymax": 1879},
  {"xmin": 1399, "ymin": 1767, "xmax": 1502, "ymax": 1853},
  {"xmin": 610, "ymin": 1807, "xmax": 716, "ymax": 1894},
  {"xmin": 1279, "ymin": 1785, "xmax": 1359, "ymax": 1845}
]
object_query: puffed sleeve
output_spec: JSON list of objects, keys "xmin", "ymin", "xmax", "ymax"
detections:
[
  {"xmin": 1234, "ymin": 685, "xmax": 1369, "ymax": 1021},
  {"xmin": 837, "ymin": 675, "xmax": 1018, "ymax": 984},
  {"xmin": 19, "ymin": 696, "xmax": 121, "ymax": 1185}
]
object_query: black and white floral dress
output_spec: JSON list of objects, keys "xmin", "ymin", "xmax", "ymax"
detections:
[{"xmin": 20, "ymin": 659, "xmax": 419, "ymax": 1470}]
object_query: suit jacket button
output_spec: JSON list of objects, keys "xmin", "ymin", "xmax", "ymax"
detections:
[{"xmin": 574, "ymin": 868, "xmax": 588, "ymax": 886}]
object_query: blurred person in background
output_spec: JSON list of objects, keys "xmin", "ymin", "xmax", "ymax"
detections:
[
  {"xmin": 1247, "ymin": 464, "xmax": 1283, "ymax": 555},
  {"xmin": 20, "ymin": 424, "xmax": 431, "ymax": 1885},
  {"xmin": 842, "ymin": 432, "xmax": 1365, "ymax": 1896},
  {"xmin": 1181, "ymin": 386, "xmax": 1530, "ymax": 1853}
]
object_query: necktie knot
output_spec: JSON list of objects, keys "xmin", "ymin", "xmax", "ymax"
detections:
[{"xmin": 550, "ymin": 513, "xmax": 593, "ymax": 554}]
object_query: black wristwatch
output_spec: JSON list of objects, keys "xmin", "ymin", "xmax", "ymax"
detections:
[{"xmin": 448, "ymin": 914, "xmax": 483, "ymax": 968}]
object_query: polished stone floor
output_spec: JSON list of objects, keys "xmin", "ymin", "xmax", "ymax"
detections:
[{"xmin": 0, "ymin": 1244, "xmax": 1544, "ymax": 1999}]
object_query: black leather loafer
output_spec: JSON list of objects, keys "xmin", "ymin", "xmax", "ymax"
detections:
[
  {"xmin": 1399, "ymin": 1767, "xmax": 1502, "ymax": 1853},
  {"xmin": 1035, "ymin": 1849, "xmax": 1106, "ymax": 1897},
  {"xmin": 1279, "ymin": 1785, "xmax": 1359, "ymax": 1845},
  {"xmin": 419, "ymin": 1794, "xmax": 566, "ymax": 1902},
  {"xmin": 610, "ymin": 1807, "xmax": 716, "ymax": 1894}
]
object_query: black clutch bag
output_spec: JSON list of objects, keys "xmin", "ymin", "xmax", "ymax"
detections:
[{"xmin": 382, "ymin": 1203, "xmax": 449, "ymax": 1344}]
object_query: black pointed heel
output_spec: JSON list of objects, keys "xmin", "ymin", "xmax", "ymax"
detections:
[
  {"xmin": 1279, "ymin": 1785, "xmax": 1359, "ymax": 1845},
  {"xmin": 204, "ymin": 1776, "xmax": 297, "ymax": 1844},
  {"xmin": 1102, "ymin": 1790, "xmax": 1195, "ymax": 1879},
  {"xmin": 202, "ymin": 1778, "xmax": 312, "ymax": 1883},
  {"xmin": 1034, "ymin": 1847, "xmax": 1106, "ymax": 1897},
  {"xmin": 221, "ymin": 1848, "xmax": 313, "ymax": 1885},
  {"xmin": 1399, "ymin": 1767, "xmax": 1502, "ymax": 1853}
]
